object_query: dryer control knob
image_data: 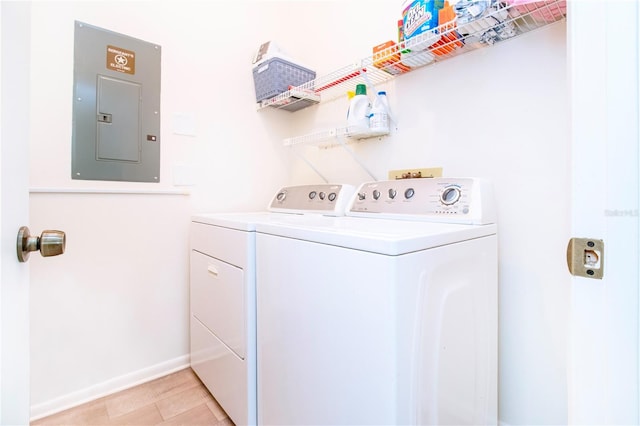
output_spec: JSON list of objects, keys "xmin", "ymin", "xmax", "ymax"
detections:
[
  {"xmin": 441, "ymin": 187, "xmax": 461, "ymax": 205},
  {"xmin": 404, "ymin": 188, "xmax": 415, "ymax": 199}
]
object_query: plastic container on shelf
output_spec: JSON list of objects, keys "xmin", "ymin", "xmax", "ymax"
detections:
[
  {"xmin": 346, "ymin": 84, "xmax": 371, "ymax": 137},
  {"xmin": 369, "ymin": 91, "xmax": 390, "ymax": 134},
  {"xmin": 372, "ymin": 40, "xmax": 412, "ymax": 75},
  {"xmin": 429, "ymin": 1, "xmax": 464, "ymax": 57},
  {"xmin": 252, "ymin": 57, "xmax": 316, "ymax": 102}
]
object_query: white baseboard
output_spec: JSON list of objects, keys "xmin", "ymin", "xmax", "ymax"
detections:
[{"xmin": 29, "ymin": 354, "xmax": 190, "ymax": 421}]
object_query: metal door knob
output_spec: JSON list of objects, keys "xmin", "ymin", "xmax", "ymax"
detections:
[{"xmin": 17, "ymin": 226, "xmax": 66, "ymax": 263}]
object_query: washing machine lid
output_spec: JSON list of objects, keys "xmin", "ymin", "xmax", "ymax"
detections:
[{"xmin": 255, "ymin": 216, "xmax": 497, "ymax": 255}]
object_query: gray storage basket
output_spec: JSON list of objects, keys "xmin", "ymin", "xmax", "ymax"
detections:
[{"xmin": 253, "ymin": 57, "xmax": 316, "ymax": 102}]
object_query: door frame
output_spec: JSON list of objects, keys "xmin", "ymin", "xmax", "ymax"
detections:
[
  {"xmin": 568, "ymin": 0, "xmax": 639, "ymax": 423},
  {"xmin": 0, "ymin": 0, "xmax": 33, "ymax": 423}
]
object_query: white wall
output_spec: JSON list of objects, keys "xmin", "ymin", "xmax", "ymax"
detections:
[
  {"xmin": 286, "ymin": 5, "xmax": 570, "ymax": 426},
  {"xmin": 28, "ymin": 1, "xmax": 571, "ymax": 424},
  {"xmin": 407, "ymin": 26, "xmax": 570, "ymax": 425},
  {"xmin": 27, "ymin": 0, "xmax": 307, "ymax": 418}
]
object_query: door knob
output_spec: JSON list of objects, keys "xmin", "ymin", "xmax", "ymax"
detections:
[{"xmin": 17, "ymin": 226, "xmax": 66, "ymax": 263}]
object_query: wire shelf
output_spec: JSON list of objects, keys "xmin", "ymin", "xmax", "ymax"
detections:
[
  {"xmin": 258, "ymin": 0, "xmax": 567, "ymax": 115},
  {"xmin": 284, "ymin": 126, "xmax": 390, "ymax": 148}
]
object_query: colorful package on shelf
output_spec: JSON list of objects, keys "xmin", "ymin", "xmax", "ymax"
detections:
[
  {"xmin": 397, "ymin": 19, "xmax": 435, "ymax": 67},
  {"xmin": 402, "ymin": 0, "xmax": 441, "ymax": 51},
  {"xmin": 454, "ymin": 0, "xmax": 516, "ymax": 47},
  {"xmin": 505, "ymin": 0, "xmax": 566, "ymax": 22},
  {"xmin": 429, "ymin": 1, "xmax": 464, "ymax": 56},
  {"xmin": 372, "ymin": 41, "xmax": 412, "ymax": 75}
]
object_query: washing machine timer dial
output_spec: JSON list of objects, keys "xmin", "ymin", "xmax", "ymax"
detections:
[{"xmin": 440, "ymin": 186, "xmax": 461, "ymax": 205}]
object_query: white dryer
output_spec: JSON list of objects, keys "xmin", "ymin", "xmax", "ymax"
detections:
[
  {"xmin": 189, "ymin": 183, "xmax": 354, "ymax": 425},
  {"xmin": 255, "ymin": 177, "xmax": 498, "ymax": 425}
]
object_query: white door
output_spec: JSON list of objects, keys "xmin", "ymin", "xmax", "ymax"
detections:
[
  {"xmin": 569, "ymin": 0, "xmax": 639, "ymax": 423},
  {"xmin": 1, "ymin": 2, "xmax": 32, "ymax": 424}
]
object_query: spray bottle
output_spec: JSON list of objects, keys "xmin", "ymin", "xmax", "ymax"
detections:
[{"xmin": 369, "ymin": 91, "xmax": 391, "ymax": 134}]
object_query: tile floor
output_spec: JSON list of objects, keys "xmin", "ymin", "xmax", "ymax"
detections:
[{"xmin": 31, "ymin": 368, "xmax": 233, "ymax": 426}]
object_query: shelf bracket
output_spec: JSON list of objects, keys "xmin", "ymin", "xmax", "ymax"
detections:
[
  {"xmin": 284, "ymin": 126, "xmax": 388, "ymax": 183},
  {"xmin": 290, "ymin": 145, "xmax": 329, "ymax": 183},
  {"xmin": 336, "ymin": 137, "xmax": 379, "ymax": 182}
]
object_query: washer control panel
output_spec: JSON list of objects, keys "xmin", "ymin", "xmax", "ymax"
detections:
[
  {"xmin": 268, "ymin": 184, "xmax": 355, "ymax": 216},
  {"xmin": 348, "ymin": 178, "xmax": 495, "ymax": 224}
]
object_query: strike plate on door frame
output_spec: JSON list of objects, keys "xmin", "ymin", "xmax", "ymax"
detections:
[{"xmin": 567, "ymin": 237, "xmax": 604, "ymax": 279}]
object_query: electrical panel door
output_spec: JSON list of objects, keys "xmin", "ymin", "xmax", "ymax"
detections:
[{"xmin": 72, "ymin": 21, "xmax": 161, "ymax": 182}]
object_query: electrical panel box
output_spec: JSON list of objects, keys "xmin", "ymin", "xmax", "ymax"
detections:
[{"xmin": 72, "ymin": 21, "xmax": 161, "ymax": 182}]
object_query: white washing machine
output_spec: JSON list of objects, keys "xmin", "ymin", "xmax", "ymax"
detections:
[
  {"xmin": 255, "ymin": 177, "xmax": 498, "ymax": 425},
  {"xmin": 189, "ymin": 183, "xmax": 355, "ymax": 425}
]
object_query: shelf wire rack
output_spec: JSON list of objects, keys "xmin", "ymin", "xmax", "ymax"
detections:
[
  {"xmin": 274, "ymin": 0, "xmax": 566, "ymax": 182},
  {"xmin": 258, "ymin": 0, "xmax": 567, "ymax": 118}
]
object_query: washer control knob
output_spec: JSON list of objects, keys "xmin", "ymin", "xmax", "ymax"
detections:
[
  {"xmin": 388, "ymin": 189, "xmax": 397, "ymax": 199},
  {"xmin": 319, "ymin": 192, "xmax": 326, "ymax": 200},
  {"xmin": 404, "ymin": 188, "xmax": 415, "ymax": 199},
  {"xmin": 358, "ymin": 192, "xmax": 366, "ymax": 201},
  {"xmin": 276, "ymin": 191, "xmax": 286, "ymax": 202},
  {"xmin": 328, "ymin": 192, "xmax": 337, "ymax": 202},
  {"xmin": 373, "ymin": 190, "xmax": 381, "ymax": 200},
  {"xmin": 441, "ymin": 186, "xmax": 461, "ymax": 205},
  {"xmin": 309, "ymin": 191, "xmax": 317, "ymax": 200}
]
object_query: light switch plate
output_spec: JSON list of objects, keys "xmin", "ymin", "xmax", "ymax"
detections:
[{"xmin": 172, "ymin": 113, "xmax": 197, "ymax": 136}]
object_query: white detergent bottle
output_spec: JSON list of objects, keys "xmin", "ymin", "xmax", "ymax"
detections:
[
  {"xmin": 346, "ymin": 84, "xmax": 371, "ymax": 137},
  {"xmin": 369, "ymin": 91, "xmax": 390, "ymax": 134}
]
